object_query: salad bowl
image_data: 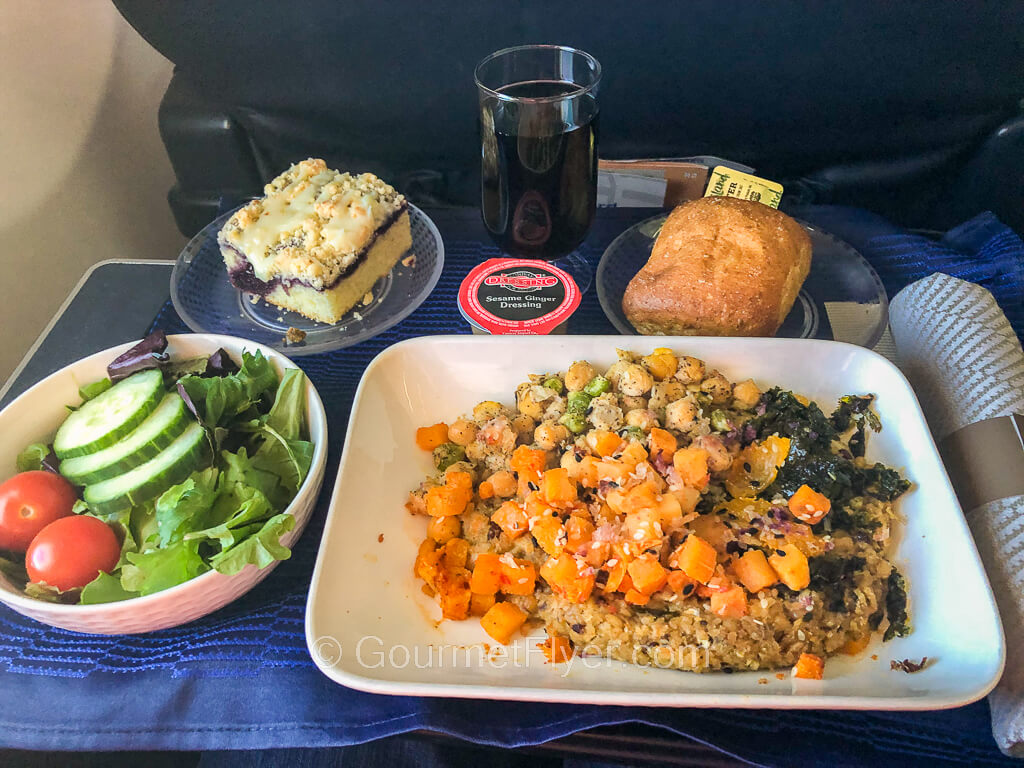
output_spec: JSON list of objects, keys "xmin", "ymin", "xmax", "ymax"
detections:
[{"xmin": 0, "ymin": 334, "xmax": 327, "ymax": 634}]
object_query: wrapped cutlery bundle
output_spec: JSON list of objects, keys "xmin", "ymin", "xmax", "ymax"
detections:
[{"xmin": 890, "ymin": 273, "xmax": 1024, "ymax": 756}]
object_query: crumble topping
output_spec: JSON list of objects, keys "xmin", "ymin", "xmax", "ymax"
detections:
[{"xmin": 218, "ymin": 158, "xmax": 406, "ymax": 289}]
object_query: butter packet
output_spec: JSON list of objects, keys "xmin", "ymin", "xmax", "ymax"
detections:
[{"xmin": 704, "ymin": 166, "xmax": 783, "ymax": 208}]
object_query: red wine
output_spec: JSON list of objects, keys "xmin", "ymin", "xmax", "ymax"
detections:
[{"xmin": 480, "ymin": 80, "xmax": 598, "ymax": 260}]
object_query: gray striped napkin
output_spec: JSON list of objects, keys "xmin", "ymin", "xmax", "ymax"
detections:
[{"xmin": 889, "ymin": 273, "xmax": 1024, "ymax": 757}]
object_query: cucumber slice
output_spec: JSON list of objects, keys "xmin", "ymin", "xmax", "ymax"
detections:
[
  {"xmin": 83, "ymin": 422, "xmax": 209, "ymax": 515},
  {"xmin": 60, "ymin": 393, "xmax": 191, "ymax": 486},
  {"xmin": 54, "ymin": 369, "xmax": 164, "ymax": 459}
]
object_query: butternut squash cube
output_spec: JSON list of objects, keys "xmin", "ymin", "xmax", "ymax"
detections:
[
  {"xmin": 498, "ymin": 556, "xmax": 537, "ymax": 595},
  {"xmin": 470, "ymin": 592, "xmax": 496, "ymax": 617},
  {"xmin": 541, "ymin": 467, "xmax": 577, "ymax": 503},
  {"xmin": 626, "ymin": 553, "xmax": 668, "ymax": 595},
  {"xmin": 672, "ymin": 534, "xmax": 717, "ymax": 584},
  {"xmin": 531, "ymin": 514, "xmax": 566, "ymax": 555},
  {"xmin": 470, "ymin": 553, "xmax": 503, "ymax": 595},
  {"xmin": 480, "ymin": 601, "xmax": 527, "ymax": 644},
  {"xmin": 564, "ymin": 515, "xmax": 595, "ymax": 554},
  {"xmin": 673, "ymin": 446, "xmax": 710, "ymax": 490},
  {"xmin": 436, "ymin": 565, "xmax": 472, "ymax": 620},
  {"xmin": 492, "ymin": 501, "xmax": 529, "ymax": 539},
  {"xmin": 539, "ymin": 634, "xmax": 574, "ymax": 663},
  {"xmin": 710, "ymin": 585, "xmax": 748, "ymax": 618},
  {"xmin": 732, "ymin": 549, "xmax": 779, "ymax": 593},
  {"xmin": 540, "ymin": 553, "xmax": 595, "ymax": 603},
  {"xmin": 769, "ymin": 544, "xmax": 810, "ymax": 591},
  {"xmin": 793, "ymin": 652, "xmax": 825, "ymax": 680},
  {"xmin": 415, "ymin": 423, "xmax": 449, "ymax": 451},
  {"xmin": 648, "ymin": 427, "xmax": 677, "ymax": 462}
]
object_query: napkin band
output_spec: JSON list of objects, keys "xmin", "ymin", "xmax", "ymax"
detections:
[{"xmin": 938, "ymin": 414, "xmax": 1024, "ymax": 511}]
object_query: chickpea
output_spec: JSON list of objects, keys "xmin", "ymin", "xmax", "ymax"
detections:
[
  {"xmin": 620, "ymin": 395, "xmax": 648, "ymax": 411},
  {"xmin": 448, "ymin": 418, "xmax": 478, "ymax": 446},
  {"xmin": 560, "ymin": 448, "xmax": 585, "ymax": 479},
  {"xmin": 604, "ymin": 360, "xmax": 630, "ymax": 390},
  {"xmin": 510, "ymin": 412, "xmax": 536, "ymax": 436},
  {"xmin": 625, "ymin": 408, "xmax": 658, "ymax": 431},
  {"xmin": 534, "ymin": 419, "xmax": 570, "ymax": 451},
  {"xmin": 674, "ymin": 355, "xmax": 707, "ymax": 384},
  {"xmin": 516, "ymin": 382, "xmax": 550, "ymax": 420},
  {"xmin": 565, "ymin": 360, "xmax": 596, "ymax": 392},
  {"xmin": 617, "ymin": 363, "xmax": 655, "ymax": 397},
  {"xmin": 664, "ymin": 397, "xmax": 699, "ymax": 432},
  {"xmin": 487, "ymin": 470, "xmax": 517, "ymax": 497},
  {"xmin": 473, "ymin": 400, "xmax": 506, "ymax": 422},
  {"xmin": 648, "ymin": 379, "xmax": 687, "ymax": 410},
  {"xmin": 694, "ymin": 434, "xmax": 732, "ymax": 472},
  {"xmin": 641, "ymin": 348, "xmax": 678, "ymax": 381},
  {"xmin": 428, "ymin": 515, "xmax": 461, "ymax": 544},
  {"xmin": 732, "ymin": 379, "xmax": 762, "ymax": 410},
  {"xmin": 700, "ymin": 371, "xmax": 733, "ymax": 405}
]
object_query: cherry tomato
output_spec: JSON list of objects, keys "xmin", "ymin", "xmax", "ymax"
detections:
[
  {"xmin": 0, "ymin": 471, "xmax": 77, "ymax": 552},
  {"xmin": 25, "ymin": 515, "xmax": 120, "ymax": 592}
]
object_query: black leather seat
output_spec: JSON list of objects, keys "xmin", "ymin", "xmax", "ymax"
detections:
[{"xmin": 113, "ymin": 1, "xmax": 1024, "ymax": 236}]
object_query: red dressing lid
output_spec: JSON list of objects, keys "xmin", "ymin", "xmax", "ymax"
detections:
[{"xmin": 458, "ymin": 258, "xmax": 581, "ymax": 335}]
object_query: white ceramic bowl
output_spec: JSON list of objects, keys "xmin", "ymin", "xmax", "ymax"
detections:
[{"xmin": 0, "ymin": 334, "xmax": 327, "ymax": 634}]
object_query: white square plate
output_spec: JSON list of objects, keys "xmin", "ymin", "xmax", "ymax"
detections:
[{"xmin": 306, "ymin": 336, "xmax": 1004, "ymax": 709}]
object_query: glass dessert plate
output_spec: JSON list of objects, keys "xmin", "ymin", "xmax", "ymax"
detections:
[
  {"xmin": 171, "ymin": 204, "xmax": 444, "ymax": 356},
  {"xmin": 597, "ymin": 214, "xmax": 889, "ymax": 347}
]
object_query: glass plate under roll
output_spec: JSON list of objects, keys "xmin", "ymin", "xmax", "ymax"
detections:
[
  {"xmin": 171, "ymin": 204, "xmax": 444, "ymax": 356},
  {"xmin": 596, "ymin": 214, "xmax": 888, "ymax": 347}
]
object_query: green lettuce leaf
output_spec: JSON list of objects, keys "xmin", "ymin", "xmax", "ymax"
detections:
[
  {"xmin": 120, "ymin": 540, "xmax": 207, "ymax": 596},
  {"xmin": 183, "ymin": 482, "xmax": 274, "ymax": 551},
  {"xmin": 0, "ymin": 551, "xmax": 28, "ymax": 586},
  {"xmin": 154, "ymin": 467, "xmax": 220, "ymax": 547},
  {"xmin": 265, "ymin": 368, "xmax": 307, "ymax": 440},
  {"xmin": 129, "ymin": 502, "xmax": 160, "ymax": 552},
  {"xmin": 221, "ymin": 448, "xmax": 284, "ymax": 506},
  {"xmin": 251, "ymin": 423, "xmax": 313, "ymax": 497},
  {"xmin": 23, "ymin": 581, "xmax": 80, "ymax": 604},
  {"xmin": 16, "ymin": 443, "xmax": 49, "ymax": 472},
  {"xmin": 178, "ymin": 351, "xmax": 277, "ymax": 428},
  {"xmin": 209, "ymin": 512, "xmax": 295, "ymax": 575},
  {"xmin": 79, "ymin": 377, "xmax": 113, "ymax": 402},
  {"xmin": 80, "ymin": 571, "xmax": 138, "ymax": 604}
]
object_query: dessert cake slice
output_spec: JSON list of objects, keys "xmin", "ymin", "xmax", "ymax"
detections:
[{"xmin": 217, "ymin": 158, "xmax": 412, "ymax": 324}]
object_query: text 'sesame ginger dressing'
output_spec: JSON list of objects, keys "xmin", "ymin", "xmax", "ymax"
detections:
[{"xmin": 457, "ymin": 258, "xmax": 581, "ymax": 335}]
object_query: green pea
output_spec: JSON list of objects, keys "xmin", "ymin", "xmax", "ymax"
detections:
[
  {"xmin": 567, "ymin": 390, "xmax": 592, "ymax": 413},
  {"xmin": 583, "ymin": 375, "xmax": 610, "ymax": 397},
  {"xmin": 543, "ymin": 377, "xmax": 564, "ymax": 394},
  {"xmin": 559, "ymin": 412, "xmax": 587, "ymax": 434}
]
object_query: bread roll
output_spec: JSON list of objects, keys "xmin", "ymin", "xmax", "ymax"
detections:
[{"xmin": 622, "ymin": 197, "xmax": 812, "ymax": 336}]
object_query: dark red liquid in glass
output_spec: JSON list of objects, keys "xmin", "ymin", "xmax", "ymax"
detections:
[{"xmin": 480, "ymin": 80, "xmax": 598, "ymax": 261}]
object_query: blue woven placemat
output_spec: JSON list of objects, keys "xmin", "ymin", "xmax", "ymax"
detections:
[{"xmin": 0, "ymin": 206, "xmax": 1021, "ymax": 766}]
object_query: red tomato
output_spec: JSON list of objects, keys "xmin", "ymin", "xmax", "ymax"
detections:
[
  {"xmin": 25, "ymin": 515, "xmax": 120, "ymax": 592},
  {"xmin": 0, "ymin": 471, "xmax": 78, "ymax": 552}
]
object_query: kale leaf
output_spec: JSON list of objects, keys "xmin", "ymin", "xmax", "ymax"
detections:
[
  {"xmin": 884, "ymin": 570, "xmax": 911, "ymax": 641},
  {"xmin": 831, "ymin": 395, "xmax": 881, "ymax": 458},
  {"xmin": 809, "ymin": 554, "xmax": 866, "ymax": 613},
  {"xmin": 752, "ymin": 388, "xmax": 837, "ymax": 450}
]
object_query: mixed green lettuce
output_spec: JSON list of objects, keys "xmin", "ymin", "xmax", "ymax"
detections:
[{"xmin": 10, "ymin": 349, "xmax": 314, "ymax": 605}]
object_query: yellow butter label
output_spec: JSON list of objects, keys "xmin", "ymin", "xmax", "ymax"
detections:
[{"xmin": 704, "ymin": 166, "xmax": 783, "ymax": 208}]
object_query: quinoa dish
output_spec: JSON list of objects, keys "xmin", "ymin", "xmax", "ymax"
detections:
[{"xmin": 407, "ymin": 348, "xmax": 912, "ymax": 676}]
